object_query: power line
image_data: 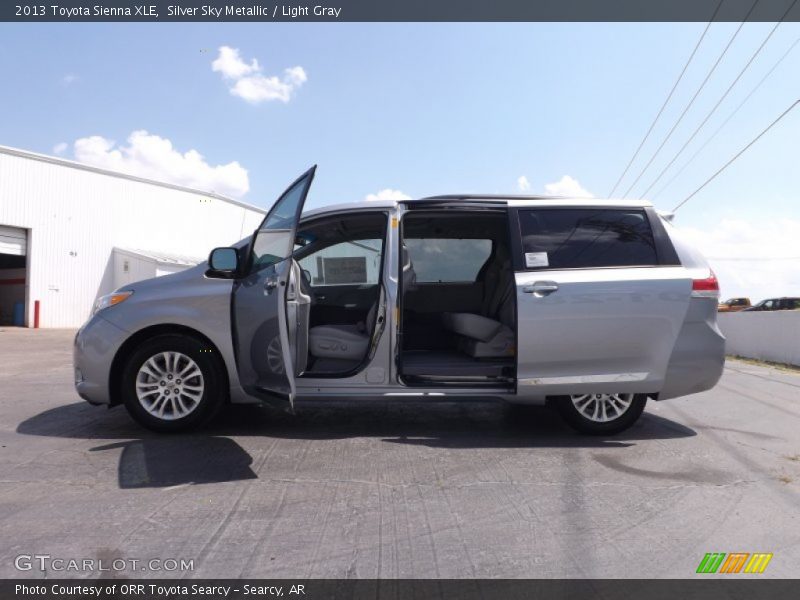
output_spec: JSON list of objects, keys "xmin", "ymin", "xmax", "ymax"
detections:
[
  {"xmin": 653, "ymin": 35, "xmax": 800, "ymax": 201},
  {"xmin": 621, "ymin": 0, "xmax": 762, "ymax": 198},
  {"xmin": 606, "ymin": 0, "xmax": 725, "ymax": 197},
  {"xmin": 639, "ymin": 0, "xmax": 798, "ymax": 198},
  {"xmin": 673, "ymin": 98, "xmax": 799, "ymax": 212}
]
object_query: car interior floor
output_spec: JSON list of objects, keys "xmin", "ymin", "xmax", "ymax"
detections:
[{"xmin": 400, "ymin": 210, "xmax": 516, "ymax": 384}]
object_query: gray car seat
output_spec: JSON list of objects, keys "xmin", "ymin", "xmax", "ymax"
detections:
[
  {"xmin": 308, "ymin": 302, "xmax": 378, "ymax": 360},
  {"xmin": 441, "ymin": 244, "xmax": 515, "ymax": 358},
  {"xmin": 308, "ymin": 245, "xmax": 415, "ymax": 361}
]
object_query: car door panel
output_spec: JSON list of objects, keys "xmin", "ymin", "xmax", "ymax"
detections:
[
  {"xmin": 515, "ymin": 267, "xmax": 692, "ymax": 395},
  {"xmin": 232, "ymin": 166, "xmax": 316, "ymax": 408}
]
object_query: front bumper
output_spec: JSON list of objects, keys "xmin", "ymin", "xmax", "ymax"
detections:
[{"xmin": 73, "ymin": 314, "xmax": 130, "ymax": 405}]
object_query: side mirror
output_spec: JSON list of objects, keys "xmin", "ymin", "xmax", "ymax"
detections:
[{"xmin": 207, "ymin": 247, "xmax": 239, "ymax": 277}]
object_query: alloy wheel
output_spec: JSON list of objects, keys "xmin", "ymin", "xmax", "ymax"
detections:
[
  {"xmin": 135, "ymin": 351, "xmax": 204, "ymax": 420},
  {"xmin": 570, "ymin": 393, "xmax": 634, "ymax": 423}
]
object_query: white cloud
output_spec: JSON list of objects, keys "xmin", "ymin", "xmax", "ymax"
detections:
[
  {"xmin": 544, "ymin": 175, "xmax": 594, "ymax": 198},
  {"xmin": 517, "ymin": 176, "xmax": 531, "ymax": 192},
  {"xmin": 52, "ymin": 142, "xmax": 68, "ymax": 155},
  {"xmin": 62, "ymin": 74, "xmax": 78, "ymax": 85},
  {"xmin": 211, "ymin": 46, "xmax": 259, "ymax": 79},
  {"xmin": 212, "ymin": 46, "xmax": 306, "ymax": 104},
  {"xmin": 674, "ymin": 218, "xmax": 800, "ymax": 300},
  {"xmin": 72, "ymin": 130, "xmax": 249, "ymax": 198},
  {"xmin": 365, "ymin": 188, "xmax": 411, "ymax": 201}
]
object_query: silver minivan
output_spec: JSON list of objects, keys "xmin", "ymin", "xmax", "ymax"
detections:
[{"xmin": 74, "ymin": 167, "xmax": 725, "ymax": 434}]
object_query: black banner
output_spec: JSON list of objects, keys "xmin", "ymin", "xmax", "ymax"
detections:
[
  {"xmin": 3, "ymin": 0, "xmax": 800, "ymax": 22},
  {"xmin": 4, "ymin": 580, "xmax": 800, "ymax": 600}
]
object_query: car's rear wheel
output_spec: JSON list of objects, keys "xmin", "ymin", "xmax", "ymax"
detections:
[
  {"xmin": 553, "ymin": 393, "xmax": 647, "ymax": 435},
  {"xmin": 121, "ymin": 334, "xmax": 226, "ymax": 432}
]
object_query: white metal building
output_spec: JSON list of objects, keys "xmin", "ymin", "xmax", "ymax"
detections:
[{"xmin": 0, "ymin": 145, "xmax": 266, "ymax": 328}]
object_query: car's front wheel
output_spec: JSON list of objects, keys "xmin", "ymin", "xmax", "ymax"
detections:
[
  {"xmin": 553, "ymin": 393, "xmax": 647, "ymax": 435},
  {"xmin": 121, "ymin": 334, "xmax": 226, "ymax": 432}
]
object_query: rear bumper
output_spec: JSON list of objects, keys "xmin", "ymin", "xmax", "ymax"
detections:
[
  {"xmin": 73, "ymin": 314, "xmax": 130, "ymax": 406},
  {"xmin": 658, "ymin": 299, "xmax": 725, "ymax": 400}
]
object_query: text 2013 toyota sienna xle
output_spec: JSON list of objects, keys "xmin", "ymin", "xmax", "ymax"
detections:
[{"xmin": 74, "ymin": 167, "xmax": 725, "ymax": 434}]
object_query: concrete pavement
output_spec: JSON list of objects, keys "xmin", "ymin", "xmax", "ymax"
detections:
[{"xmin": 0, "ymin": 328, "xmax": 798, "ymax": 578}]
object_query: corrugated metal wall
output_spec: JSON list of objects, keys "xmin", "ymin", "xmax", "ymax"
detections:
[{"xmin": 0, "ymin": 148, "xmax": 266, "ymax": 327}]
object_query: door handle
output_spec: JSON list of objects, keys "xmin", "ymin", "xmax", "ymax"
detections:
[
  {"xmin": 523, "ymin": 281, "xmax": 559, "ymax": 296},
  {"xmin": 264, "ymin": 278, "xmax": 278, "ymax": 294}
]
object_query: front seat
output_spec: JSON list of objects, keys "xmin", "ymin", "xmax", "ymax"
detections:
[
  {"xmin": 308, "ymin": 302, "xmax": 377, "ymax": 360},
  {"xmin": 307, "ymin": 246, "xmax": 414, "ymax": 361},
  {"xmin": 441, "ymin": 244, "xmax": 515, "ymax": 358}
]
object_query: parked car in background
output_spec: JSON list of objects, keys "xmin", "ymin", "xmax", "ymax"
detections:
[
  {"xmin": 742, "ymin": 297, "xmax": 800, "ymax": 312},
  {"xmin": 718, "ymin": 297, "xmax": 751, "ymax": 312},
  {"xmin": 74, "ymin": 167, "xmax": 726, "ymax": 435}
]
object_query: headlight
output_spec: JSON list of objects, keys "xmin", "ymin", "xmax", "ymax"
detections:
[{"xmin": 93, "ymin": 291, "xmax": 133, "ymax": 315}]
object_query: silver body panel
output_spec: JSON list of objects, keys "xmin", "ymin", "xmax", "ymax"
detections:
[
  {"xmin": 515, "ymin": 267, "xmax": 692, "ymax": 396},
  {"xmin": 74, "ymin": 197, "xmax": 724, "ymax": 409}
]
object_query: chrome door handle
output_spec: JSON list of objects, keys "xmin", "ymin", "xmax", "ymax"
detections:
[
  {"xmin": 264, "ymin": 278, "xmax": 278, "ymax": 294},
  {"xmin": 523, "ymin": 281, "xmax": 559, "ymax": 296}
]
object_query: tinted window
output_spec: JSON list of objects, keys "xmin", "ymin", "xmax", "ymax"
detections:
[
  {"xmin": 517, "ymin": 209, "xmax": 658, "ymax": 269},
  {"xmin": 262, "ymin": 178, "xmax": 306, "ymax": 231},
  {"xmin": 405, "ymin": 239, "xmax": 492, "ymax": 282},
  {"xmin": 250, "ymin": 173, "xmax": 312, "ymax": 272}
]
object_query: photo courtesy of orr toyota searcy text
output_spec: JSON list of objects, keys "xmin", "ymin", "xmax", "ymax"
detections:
[{"xmin": 15, "ymin": 584, "xmax": 299, "ymax": 597}]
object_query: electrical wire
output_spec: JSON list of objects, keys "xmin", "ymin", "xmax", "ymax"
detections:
[
  {"xmin": 652, "ymin": 36, "xmax": 800, "ymax": 201},
  {"xmin": 672, "ymin": 98, "xmax": 799, "ymax": 212},
  {"xmin": 606, "ymin": 0, "xmax": 725, "ymax": 197},
  {"xmin": 639, "ymin": 0, "xmax": 799, "ymax": 198},
  {"xmin": 621, "ymin": 0, "xmax": 762, "ymax": 198}
]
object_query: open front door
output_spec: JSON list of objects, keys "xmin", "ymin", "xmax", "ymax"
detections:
[{"xmin": 232, "ymin": 166, "xmax": 316, "ymax": 409}]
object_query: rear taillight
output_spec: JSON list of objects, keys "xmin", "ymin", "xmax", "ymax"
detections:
[{"xmin": 691, "ymin": 271, "xmax": 720, "ymax": 299}]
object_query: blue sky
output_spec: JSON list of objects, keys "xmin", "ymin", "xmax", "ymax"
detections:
[{"xmin": 0, "ymin": 22, "xmax": 798, "ymax": 297}]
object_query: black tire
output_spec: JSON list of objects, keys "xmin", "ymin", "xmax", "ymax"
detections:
[
  {"xmin": 552, "ymin": 393, "xmax": 647, "ymax": 435},
  {"xmin": 121, "ymin": 334, "xmax": 226, "ymax": 433}
]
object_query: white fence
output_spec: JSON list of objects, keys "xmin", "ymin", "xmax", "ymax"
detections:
[{"xmin": 718, "ymin": 311, "xmax": 800, "ymax": 366}]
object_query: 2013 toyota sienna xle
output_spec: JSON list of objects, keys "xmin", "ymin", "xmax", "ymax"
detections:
[{"xmin": 74, "ymin": 167, "xmax": 725, "ymax": 434}]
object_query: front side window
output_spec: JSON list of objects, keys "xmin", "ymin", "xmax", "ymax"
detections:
[
  {"xmin": 251, "ymin": 230, "xmax": 293, "ymax": 271},
  {"xmin": 517, "ymin": 209, "xmax": 658, "ymax": 269},
  {"xmin": 299, "ymin": 240, "xmax": 383, "ymax": 285},
  {"xmin": 249, "ymin": 174, "xmax": 313, "ymax": 273},
  {"xmin": 404, "ymin": 238, "xmax": 492, "ymax": 283}
]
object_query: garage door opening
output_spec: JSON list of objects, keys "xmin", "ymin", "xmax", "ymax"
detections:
[{"xmin": 0, "ymin": 225, "xmax": 28, "ymax": 327}]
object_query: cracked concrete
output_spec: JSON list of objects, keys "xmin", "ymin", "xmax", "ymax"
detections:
[{"xmin": 0, "ymin": 328, "xmax": 799, "ymax": 578}]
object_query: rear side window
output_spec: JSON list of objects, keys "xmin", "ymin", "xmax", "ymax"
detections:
[
  {"xmin": 517, "ymin": 209, "xmax": 658, "ymax": 269},
  {"xmin": 405, "ymin": 238, "xmax": 492, "ymax": 282},
  {"xmin": 784, "ymin": 299, "xmax": 800, "ymax": 309}
]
